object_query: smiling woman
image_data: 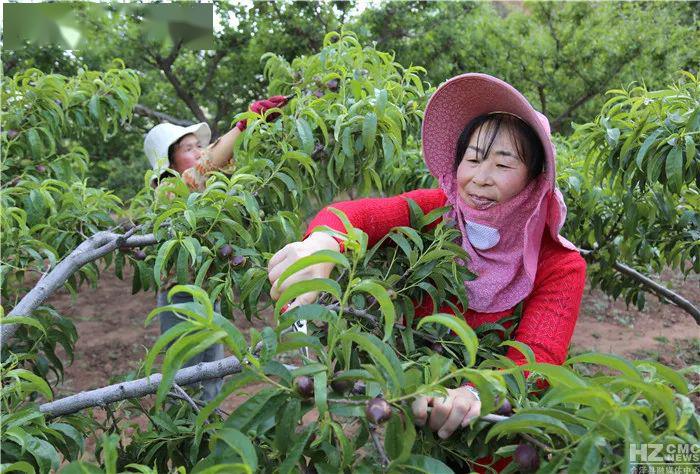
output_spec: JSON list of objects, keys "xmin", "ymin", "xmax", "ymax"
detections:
[{"xmin": 264, "ymin": 73, "xmax": 587, "ymax": 472}]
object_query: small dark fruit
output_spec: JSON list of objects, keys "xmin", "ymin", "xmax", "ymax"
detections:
[
  {"xmin": 218, "ymin": 244, "xmax": 233, "ymax": 258},
  {"xmin": 295, "ymin": 376, "xmax": 314, "ymax": 398},
  {"xmin": 230, "ymin": 255, "xmax": 246, "ymax": 267},
  {"xmin": 496, "ymin": 397, "xmax": 513, "ymax": 416},
  {"xmin": 330, "ymin": 374, "xmax": 352, "ymax": 394},
  {"xmin": 35, "ymin": 165, "xmax": 46, "ymax": 173},
  {"xmin": 430, "ymin": 342, "xmax": 444, "ymax": 354},
  {"xmin": 365, "ymin": 397, "xmax": 392, "ymax": 424},
  {"xmin": 351, "ymin": 380, "xmax": 366, "ymax": 395},
  {"xmin": 514, "ymin": 443, "xmax": 540, "ymax": 473},
  {"xmin": 313, "ymin": 90, "xmax": 324, "ymax": 99},
  {"xmin": 326, "ymin": 79, "xmax": 340, "ymax": 91},
  {"xmin": 311, "ymin": 143, "xmax": 325, "ymax": 161},
  {"xmin": 7, "ymin": 130, "xmax": 18, "ymax": 139},
  {"xmin": 133, "ymin": 249, "xmax": 147, "ymax": 261}
]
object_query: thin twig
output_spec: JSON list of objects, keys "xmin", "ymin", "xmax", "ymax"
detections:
[
  {"xmin": 324, "ymin": 303, "xmax": 437, "ymax": 343},
  {"xmin": 368, "ymin": 423, "xmax": 390, "ymax": 469},
  {"xmin": 172, "ymin": 383, "xmax": 200, "ymax": 414}
]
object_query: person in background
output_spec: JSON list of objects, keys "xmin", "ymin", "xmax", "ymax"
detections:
[{"xmin": 143, "ymin": 95, "xmax": 289, "ymax": 401}]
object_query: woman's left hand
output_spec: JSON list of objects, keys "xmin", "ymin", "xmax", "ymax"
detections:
[{"xmin": 411, "ymin": 386, "xmax": 481, "ymax": 439}]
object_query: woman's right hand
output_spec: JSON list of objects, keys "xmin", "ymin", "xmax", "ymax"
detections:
[{"xmin": 267, "ymin": 232, "xmax": 341, "ymax": 309}]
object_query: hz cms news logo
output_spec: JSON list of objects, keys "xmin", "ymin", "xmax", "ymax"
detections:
[{"xmin": 630, "ymin": 443, "xmax": 700, "ymax": 473}]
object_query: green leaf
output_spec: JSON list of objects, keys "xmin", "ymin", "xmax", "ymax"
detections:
[
  {"xmin": 210, "ymin": 428, "xmax": 258, "ymax": 471},
  {"xmin": 274, "ymin": 399, "xmax": 300, "ymax": 456},
  {"xmin": 396, "ymin": 455, "xmax": 453, "ymax": 473},
  {"xmin": 417, "ymin": 314, "xmax": 478, "ymax": 367},
  {"xmin": 519, "ymin": 362, "xmax": 588, "ymax": 388},
  {"xmin": 685, "ymin": 135, "xmax": 696, "ymax": 163},
  {"xmin": 375, "ymin": 89, "xmax": 388, "ymax": 118},
  {"xmin": 274, "ymin": 278, "xmax": 341, "ymax": 318},
  {"xmin": 225, "ymin": 388, "xmax": 283, "ymax": 431},
  {"xmin": 1, "ymin": 461, "xmax": 36, "ymax": 474},
  {"xmin": 565, "ymin": 352, "xmax": 642, "ymax": 381},
  {"xmin": 485, "ymin": 413, "xmax": 571, "ymax": 443},
  {"xmin": 275, "ymin": 250, "xmax": 350, "ymax": 289},
  {"xmin": 153, "ymin": 239, "xmax": 178, "ymax": 286},
  {"xmin": 295, "ymin": 118, "xmax": 314, "ymax": 155},
  {"xmin": 362, "ymin": 112, "xmax": 377, "ymax": 152},
  {"xmin": 351, "ymin": 280, "xmax": 395, "ymax": 340},
  {"xmin": 635, "ymin": 129, "xmax": 663, "ymax": 170},
  {"xmin": 633, "ymin": 360, "xmax": 688, "ymax": 394},
  {"xmin": 569, "ymin": 435, "xmax": 603, "ymax": 473},
  {"xmin": 278, "ymin": 422, "xmax": 316, "ymax": 474},
  {"xmin": 341, "ymin": 332, "xmax": 404, "ymax": 396},
  {"xmin": 665, "ymin": 146, "xmax": 683, "ymax": 192},
  {"xmin": 499, "ymin": 340, "xmax": 535, "ymax": 364},
  {"xmin": 277, "ymin": 304, "xmax": 338, "ymax": 332},
  {"xmin": 10, "ymin": 369, "xmax": 53, "ymax": 400},
  {"xmin": 314, "ymin": 370, "xmax": 328, "ymax": 417},
  {"xmin": 259, "ymin": 327, "xmax": 277, "ymax": 364}
]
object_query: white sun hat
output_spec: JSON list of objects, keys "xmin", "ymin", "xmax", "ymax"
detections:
[{"xmin": 143, "ymin": 122, "xmax": 211, "ymax": 171}]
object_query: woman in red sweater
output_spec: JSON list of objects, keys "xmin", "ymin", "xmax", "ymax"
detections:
[{"xmin": 267, "ymin": 74, "xmax": 586, "ymax": 470}]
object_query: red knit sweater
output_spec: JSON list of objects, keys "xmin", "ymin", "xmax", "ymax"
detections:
[{"xmin": 303, "ymin": 188, "xmax": 587, "ymax": 372}]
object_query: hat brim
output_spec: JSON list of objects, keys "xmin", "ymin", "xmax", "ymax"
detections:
[
  {"xmin": 179, "ymin": 122, "xmax": 212, "ymax": 149},
  {"xmin": 421, "ymin": 73, "xmax": 555, "ymax": 185}
]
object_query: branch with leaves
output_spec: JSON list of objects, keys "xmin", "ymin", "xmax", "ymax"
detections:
[{"xmin": 1, "ymin": 229, "xmax": 158, "ymax": 344}]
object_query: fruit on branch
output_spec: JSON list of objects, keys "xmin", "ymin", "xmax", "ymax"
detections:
[
  {"xmin": 311, "ymin": 143, "xmax": 326, "ymax": 161},
  {"xmin": 6, "ymin": 129, "xmax": 19, "ymax": 139},
  {"xmin": 313, "ymin": 90, "xmax": 324, "ymax": 99},
  {"xmin": 218, "ymin": 244, "xmax": 233, "ymax": 258},
  {"xmin": 230, "ymin": 255, "xmax": 247, "ymax": 267},
  {"xmin": 326, "ymin": 78, "xmax": 340, "ymax": 91},
  {"xmin": 330, "ymin": 373, "xmax": 352, "ymax": 394},
  {"xmin": 132, "ymin": 249, "xmax": 147, "ymax": 261},
  {"xmin": 514, "ymin": 443, "xmax": 540, "ymax": 472},
  {"xmin": 365, "ymin": 396, "xmax": 392, "ymax": 424},
  {"xmin": 351, "ymin": 380, "xmax": 366, "ymax": 395},
  {"xmin": 35, "ymin": 165, "xmax": 46, "ymax": 173},
  {"xmin": 430, "ymin": 342, "xmax": 444, "ymax": 354},
  {"xmin": 495, "ymin": 397, "xmax": 513, "ymax": 416},
  {"xmin": 295, "ymin": 376, "xmax": 314, "ymax": 398}
]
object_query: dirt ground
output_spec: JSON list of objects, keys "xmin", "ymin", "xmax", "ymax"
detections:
[{"xmin": 46, "ymin": 264, "xmax": 699, "ymax": 452}]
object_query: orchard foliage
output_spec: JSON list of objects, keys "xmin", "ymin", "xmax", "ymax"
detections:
[
  {"xmin": 559, "ymin": 72, "xmax": 700, "ymax": 309},
  {"xmin": 1, "ymin": 30, "xmax": 699, "ymax": 473}
]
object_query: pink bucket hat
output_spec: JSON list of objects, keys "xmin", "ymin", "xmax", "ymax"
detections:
[{"xmin": 421, "ymin": 73, "xmax": 577, "ymax": 312}]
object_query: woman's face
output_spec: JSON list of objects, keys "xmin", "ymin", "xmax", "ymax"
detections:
[
  {"xmin": 456, "ymin": 123, "xmax": 530, "ymax": 210},
  {"xmin": 171, "ymin": 134, "xmax": 203, "ymax": 174}
]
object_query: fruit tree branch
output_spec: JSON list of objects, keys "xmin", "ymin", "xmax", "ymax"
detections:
[
  {"xmin": 1, "ymin": 230, "xmax": 159, "ymax": 344},
  {"xmin": 40, "ymin": 355, "xmax": 243, "ymax": 418},
  {"xmin": 133, "ymin": 104, "xmax": 194, "ymax": 127},
  {"xmin": 579, "ymin": 249, "xmax": 700, "ymax": 324},
  {"xmin": 41, "ymin": 354, "xmax": 299, "ymax": 418}
]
